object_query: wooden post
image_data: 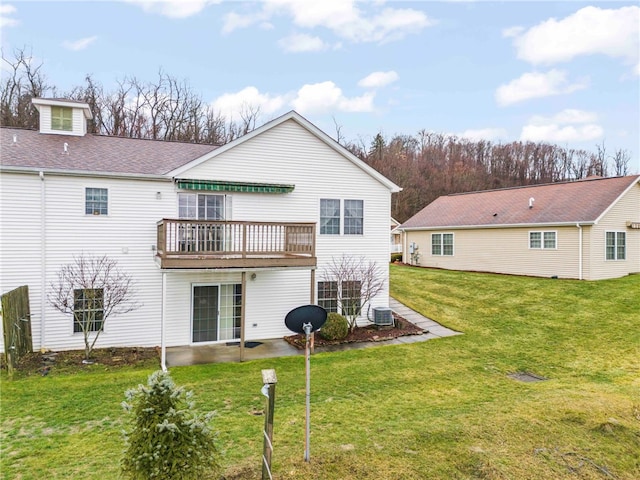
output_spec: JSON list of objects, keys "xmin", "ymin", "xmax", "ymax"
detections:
[{"xmin": 261, "ymin": 369, "xmax": 277, "ymax": 480}]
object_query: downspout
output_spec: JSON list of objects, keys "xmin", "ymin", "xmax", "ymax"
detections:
[
  {"xmin": 161, "ymin": 271, "xmax": 167, "ymax": 371},
  {"xmin": 39, "ymin": 171, "xmax": 46, "ymax": 351},
  {"xmin": 576, "ymin": 223, "xmax": 583, "ymax": 280}
]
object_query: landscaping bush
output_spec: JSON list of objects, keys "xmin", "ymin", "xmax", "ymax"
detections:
[
  {"xmin": 391, "ymin": 253, "xmax": 403, "ymax": 263},
  {"xmin": 121, "ymin": 370, "xmax": 220, "ymax": 480},
  {"xmin": 319, "ymin": 312, "xmax": 349, "ymax": 341}
]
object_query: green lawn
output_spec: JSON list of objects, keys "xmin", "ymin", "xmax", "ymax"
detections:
[{"xmin": 2, "ymin": 265, "xmax": 639, "ymax": 479}]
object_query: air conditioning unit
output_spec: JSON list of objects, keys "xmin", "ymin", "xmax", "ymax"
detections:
[{"xmin": 372, "ymin": 307, "xmax": 394, "ymax": 327}]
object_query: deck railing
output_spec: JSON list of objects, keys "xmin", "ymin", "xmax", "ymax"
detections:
[{"xmin": 156, "ymin": 219, "xmax": 316, "ymax": 268}]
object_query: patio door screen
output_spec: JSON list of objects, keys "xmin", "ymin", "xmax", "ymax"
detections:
[{"xmin": 192, "ymin": 284, "xmax": 242, "ymax": 343}]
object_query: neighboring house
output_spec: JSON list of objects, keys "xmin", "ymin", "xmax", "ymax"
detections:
[
  {"xmin": 400, "ymin": 176, "xmax": 640, "ymax": 280},
  {"xmin": 390, "ymin": 217, "xmax": 402, "ymax": 254},
  {"xmin": 1, "ymin": 98, "xmax": 401, "ymax": 359}
]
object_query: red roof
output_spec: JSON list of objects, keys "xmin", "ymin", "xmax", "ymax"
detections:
[
  {"xmin": 1, "ymin": 127, "xmax": 219, "ymax": 176},
  {"xmin": 401, "ymin": 175, "xmax": 640, "ymax": 229}
]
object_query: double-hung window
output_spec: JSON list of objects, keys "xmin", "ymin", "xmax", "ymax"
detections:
[
  {"xmin": 606, "ymin": 231, "xmax": 626, "ymax": 260},
  {"xmin": 85, "ymin": 188, "xmax": 108, "ymax": 215},
  {"xmin": 529, "ymin": 231, "xmax": 556, "ymax": 249},
  {"xmin": 344, "ymin": 200, "xmax": 363, "ymax": 235},
  {"xmin": 320, "ymin": 199, "xmax": 363, "ymax": 235},
  {"xmin": 341, "ymin": 280, "xmax": 362, "ymax": 317},
  {"xmin": 73, "ymin": 288, "xmax": 104, "ymax": 333},
  {"xmin": 432, "ymin": 233, "xmax": 454, "ymax": 256},
  {"xmin": 317, "ymin": 280, "xmax": 362, "ymax": 317},
  {"xmin": 317, "ymin": 281, "xmax": 338, "ymax": 313},
  {"xmin": 51, "ymin": 106, "xmax": 72, "ymax": 131}
]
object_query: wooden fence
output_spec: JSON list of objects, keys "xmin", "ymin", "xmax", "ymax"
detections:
[{"xmin": 1, "ymin": 285, "xmax": 33, "ymax": 375}]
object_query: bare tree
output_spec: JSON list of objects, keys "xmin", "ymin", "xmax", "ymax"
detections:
[
  {"xmin": 321, "ymin": 255, "xmax": 385, "ymax": 332},
  {"xmin": 48, "ymin": 255, "xmax": 140, "ymax": 360},
  {"xmin": 1, "ymin": 46, "xmax": 51, "ymax": 128},
  {"xmin": 612, "ymin": 148, "xmax": 631, "ymax": 176}
]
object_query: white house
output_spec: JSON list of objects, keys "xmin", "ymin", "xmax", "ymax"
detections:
[{"xmin": 0, "ymin": 98, "xmax": 401, "ymax": 362}]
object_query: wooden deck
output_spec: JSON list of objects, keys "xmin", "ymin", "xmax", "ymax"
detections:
[{"xmin": 156, "ymin": 219, "xmax": 316, "ymax": 269}]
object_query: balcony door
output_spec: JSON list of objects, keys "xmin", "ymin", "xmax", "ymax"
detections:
[
  {"xmin": 192, "ymin": 284, "xmax": 242, "ymax": 343},
  {"xmin": 178, "ymin": 194, "xmax": 226, "ymax": 252}
]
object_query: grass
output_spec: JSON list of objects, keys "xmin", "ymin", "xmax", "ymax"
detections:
[{"xmin": 2, "ymin": 265, "xmax": 639, "ymax": 479}]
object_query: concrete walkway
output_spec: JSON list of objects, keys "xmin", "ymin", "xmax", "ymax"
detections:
[{"xmin": 165, "ymin": 297, "xmax": 461, "ymax": 367}]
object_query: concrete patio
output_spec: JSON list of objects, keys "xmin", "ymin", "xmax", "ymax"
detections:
[{"xmin": 165, "ymin": 297, "xmax": 461, "ymax": 367}]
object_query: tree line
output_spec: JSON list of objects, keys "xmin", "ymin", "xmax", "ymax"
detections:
[{"xmin": 1, "ymin": 48, "xmax": 632, "ymax": 222}]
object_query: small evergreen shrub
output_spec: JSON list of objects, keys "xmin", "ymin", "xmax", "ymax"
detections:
[
  {"xmin": 319, "ymin": 312, "xmax": 349, "ymax": 340},
  {"xmin": 391, "ymin": 253, "xmax": 403, "ymax": 263},
  {"xmin": 121, "ymin": 370, "xmax": 220, "ymax": 480}
]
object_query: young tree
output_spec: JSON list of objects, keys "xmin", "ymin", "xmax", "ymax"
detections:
[
  {"xmin": 48, "ymin": 254, "xmax": 140, "ymax": 360},
  {"xmin": 122, "ymin": 370, "xmax": 220, "ymax": 480},
  {"xmin": 321, "ymin": 255, "xmax": 385, "ymax": 332}
]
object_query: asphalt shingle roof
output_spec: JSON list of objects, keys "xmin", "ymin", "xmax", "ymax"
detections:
[
  {"xmin": 1, "ymin": 127, "xmax": 219, "ymax": 176},
  {"xmin": 401, "ymin": 175, "xmax": 640, "ymax": 229}
]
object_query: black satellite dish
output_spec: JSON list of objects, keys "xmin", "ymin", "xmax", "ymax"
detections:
[{"xmin": 285, "ymin": 305, "xmax": 327, "ymax": 334}]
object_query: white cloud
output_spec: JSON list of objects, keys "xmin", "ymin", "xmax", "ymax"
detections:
[
  {"xmin": 0, "ymin": 4, "xmax": 19, "ymax": 28},
  {"xmin": 223, "ymin": 0, "xmax": 433, "ymax": 44},
  {"xmin": 278, "ymin": 33, "xmax": 330, "ymax": 53},
  {"xmin": 502, "ymin": 25, "xmax": 524, "ymax": 38},
  {"xmin": 125, "ymin": 0, "xmax": 221, "ymax": 19},
  {"xmin": 211, "ymin": 86, "xmax": 287, "ymax": 120},
  {"xmin": 457, "ymin": 128, "xmax": 508, "ymax": 142},
  {"xmin": 495, "ymin": 69, "xmax": 587, "ymax": 106},
  {"xmin": 62, "ymin": 36, "xmax": 98, "ymax": 51},
  {"xmin": 520, "ymin": 109, "xmax": 603, "ymax": 143},
  {"xmin": 291, "ymin": 81, "xmax": 375, "ymax": 114},
  {"xmin": 358, "ymin": 71, "xmax": 399, "ymax": 89},
  {"xmin": 510, "ymin": 6, "xmax": 639, "ymax": 68},
  {"xmin": 211, "ymin": 80, "xmax": 377, "ymax": 120}
]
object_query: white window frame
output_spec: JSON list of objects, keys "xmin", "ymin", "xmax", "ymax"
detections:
[
  {"xmin": 319, "ymin": 198, "xmax": 364, "ymax": 236},
  {"xmin": 529, "ymin": 230, "xmax": 557, "ymax": 250},
  {"xmin": 431, "ymin": 233, "xmax": 454, "ymax": 256},
  {"xmin": 605, "ymin": 231, "xmax": 626, "ymax": 261},
  {"xmin": 85, "ymin": 187, "xmax": 108, "ymax": 216}
]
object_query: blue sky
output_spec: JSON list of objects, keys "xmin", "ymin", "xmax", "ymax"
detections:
[{"xmin": 2, "ymin": 1, "xmax": 639, "ymax": 172}]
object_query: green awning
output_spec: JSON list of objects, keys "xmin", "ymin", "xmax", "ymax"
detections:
[{"xmin": 176, "ymin": 179, "xmax": 295, "ymax": 194}]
